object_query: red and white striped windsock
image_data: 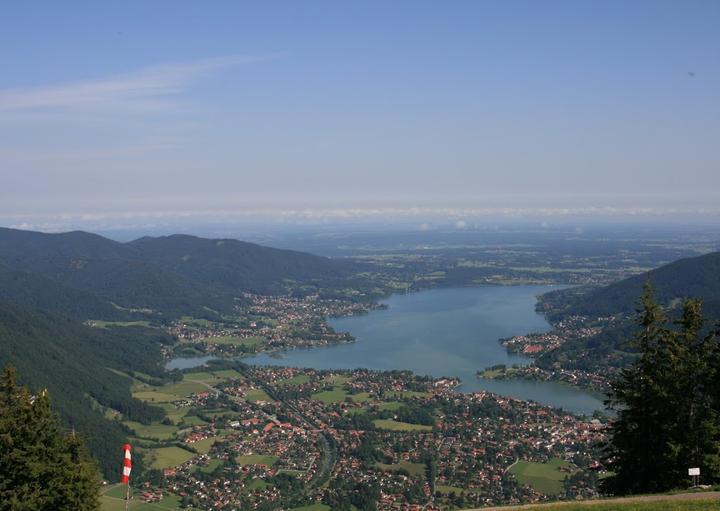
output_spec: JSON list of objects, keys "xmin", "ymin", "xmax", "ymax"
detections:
[{"xmin": 121, "ymin": 443, "xmax": 132, "ymax": 484}]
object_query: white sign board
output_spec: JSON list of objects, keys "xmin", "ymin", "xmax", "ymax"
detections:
[{"xmin": 689, "ymin": 467, "xmax": 700, "ymax": 476}]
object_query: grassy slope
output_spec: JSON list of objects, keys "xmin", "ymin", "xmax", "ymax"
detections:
[{"xmin": 464, "ymin": 492, "xmax": 720, "ymax": 510}]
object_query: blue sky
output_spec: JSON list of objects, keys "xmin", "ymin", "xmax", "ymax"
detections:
[{"xmin": 1, "ymin": 1, "xmax": 719, "ymax": 229}]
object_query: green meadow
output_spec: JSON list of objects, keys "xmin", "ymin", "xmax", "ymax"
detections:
[
  {"xmin": 275, "ymin": 374, "xmax": 311, "ymax": 385},
  {"xmin": 508, "ymin": 458, "xmax": 575, "ymax": 495},
  {"xmin": 311, "ymin": 387, "xmax": 348, "ymax": 404},
  {"xmin": 245, "ymin": 388, "xmax": 274, "ymax": 402},
  {"xmin": 100, "ymin": 488, "xmax": 182, "ymax": 511},
  {"xmin": 149, "ymin": 446, "xmax": 195, "ymax": 470}
]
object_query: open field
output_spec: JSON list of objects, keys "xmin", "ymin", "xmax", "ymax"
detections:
[
  {"xmin": 508, "ymin": 458, "xmax": 575, "ymax": 495},
  {"xmin": 131, "ymin": 390, "xmax": 179, "ymax": 403},
  {"xmin": 349, "ymin": 391, "xmax": 372, "ymax": 402},
  {"xmin": 90, "ymin": 320, "xmax": 153, "ymax": 328},
  {"xmin": 275, "ymin": 374, "xmax": 311, "ymax": 385},
  {"xmin": 132, "ymin": 379, "xmax": 207, "ymax": 403},
  {"xmin": 182, "ymin": 371, "xmax": 223, "ymax": 385},
  {"xmin": 158, "ymin": 381, "xmax": 208, "ymax": 397},
  {"xmin": 373, "ymin": 419, "xmax": 433, "ymax": 431},
  {"xmin": 190, "ymin": 436, "xmax": 219, "ymax": 454},
  {"xmin": 179, "ymin": 316, "xmax": 215, "ymax": 328},
  {"xmin": 376, "ymin": 461, "xmax": 426, "ymax": 477},
  {"xmin": 101, "ymin": 485, "xmax": 182, "ymax": 510},
  {"xmin": 312, "ymin": 387, "xmax": 348, "ymax": 404},
  {"xmin": 160, "ymin": 404, "xmax": 189, "ymax": 424},
  {"xmin": 245, "ymin": 388, "xmax": 274, "ymax": 402},
  {"xmin": 191, "ymin": 458, "xmax": 223, "ymax": 474},
  {"xmin": 291, "ymin": 505, "xmax": 331, "ymax": 511},
  {"xmin": 123, "ymin": 421, "xmax": 177, "ymax": 441},
  {"xmin": 324, "ymin": 374, "xmax": 351, "ymax": 384},
  {"xmin": 212, "ymin": 369, "xmax": 243, "ymax": 379},
  {"xmin": 180, "ymin": 415, "xmax": 206, "ymax": 426},
  {"xmin": 149, "ymin": 446, "xmax": 195, "ymax": 469},
  {"xmin": 236, "ymin": 454, "xmax": 278, "ymax": 466}
]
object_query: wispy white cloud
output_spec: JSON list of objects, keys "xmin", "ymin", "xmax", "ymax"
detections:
[{"xmin": 0, "ymin": 54, "xmax": 278, "ymax": 114}]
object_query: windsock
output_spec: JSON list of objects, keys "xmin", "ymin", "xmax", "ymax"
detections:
[{"xmin": 121, "ymin": 443, "xmax": 132, "ymax": 484}]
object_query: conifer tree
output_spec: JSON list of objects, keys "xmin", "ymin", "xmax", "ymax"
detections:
[
  {"xmin": 604, "ymin": 284, "xmax": 720, "ymax": 494},
  {"xmin": 0, "ymin": 365, "xmax": 101, "ymax": 511},
  {"xmin": 603, "ymin": 283, "xmax": 673, "ymax": 493}
]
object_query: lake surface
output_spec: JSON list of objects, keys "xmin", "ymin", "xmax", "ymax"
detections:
[{"xmin": 243, "ymin": 286, "xmax": 605, "ymax": 415}]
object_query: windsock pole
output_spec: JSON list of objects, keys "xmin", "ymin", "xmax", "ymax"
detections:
[{"xmin": 121, "ymin": 443, "xmax": 132, "ymax": 511}]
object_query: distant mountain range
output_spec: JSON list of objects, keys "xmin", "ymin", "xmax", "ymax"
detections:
[{"xmin": 0, "ymin": 227, "xmax": 362, "ymax": 320}]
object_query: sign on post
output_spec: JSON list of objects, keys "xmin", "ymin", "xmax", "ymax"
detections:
[{"xmin": 689, "ymin": 467, "xmax": 700, "ymax": 487}]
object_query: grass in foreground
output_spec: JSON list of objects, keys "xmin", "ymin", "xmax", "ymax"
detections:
[{"xmin": 492, "ymin": 499, "xmax": 720, "ymax": 510}]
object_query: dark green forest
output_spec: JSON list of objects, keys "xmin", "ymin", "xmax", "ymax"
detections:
[
  {"xmin": 0, "ymin": 227, "xmax": 368, "ymax": 320},
  {"xmin": 0, "ymin": 304, "xmax": 173, "ymax": 478}
]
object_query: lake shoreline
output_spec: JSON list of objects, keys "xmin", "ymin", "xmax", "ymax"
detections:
[{"xmin": 168, "ymin": 285, "xmax": 604, "ymax": 415}]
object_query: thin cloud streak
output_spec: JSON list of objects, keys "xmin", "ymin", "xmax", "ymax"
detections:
[{"xmin": 0, "ymin": 54, "xmax": 280, "ymax": 113}]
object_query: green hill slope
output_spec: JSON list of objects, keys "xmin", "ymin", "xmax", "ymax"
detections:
[
  {"xmin": 537, "ymin": 251, "xmax": 720, "ymax": 373},
  {"xmin": 0, "ymin": 227, "xmax": 361, "ymax": 319},
  {"xmin": 128, "ymin": 234, "xmax": 356, "ymax": 294},
  {"xmin": 550, "ymin": 251, "xmax": 720, "ymax": 320},
  {"xmin": 0, "ymin": 303, "xmax": 174, "ymax": 478},
  {"xmin": 0, "ymin": 264, "xmax": 132, "ymax": 320}
]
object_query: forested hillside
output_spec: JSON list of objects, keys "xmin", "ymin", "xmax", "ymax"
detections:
[
  {"xmin": 0, "ymin": 264, "xmax": 133, "ymax": 320},
  {"xmin": 546, "ymin": 251, "xmax": 720, "ymax": 320},
  {"xmin": 0, "ymin": 303, "xmax": 173, "ymax": 477},
  {"xmin": 537, "ymin": 251, "xmax": 720, "ymax": 373},
  {"xmin": 0, "ymin": 227, "xmax": 363, "ymax": 319},
  {"xmin": 128, "ymin": 234, "xmax": 358, "ymax": 293}
]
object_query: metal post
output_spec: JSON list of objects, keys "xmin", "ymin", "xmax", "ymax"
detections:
[{"xmin": 125, "ymin": 483, "xmax": 130, "ymax": 511}]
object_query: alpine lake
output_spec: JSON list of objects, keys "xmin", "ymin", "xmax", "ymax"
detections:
[{"xmin": 168, "ymin": 285, "xmax": 605, "ymax": 415}]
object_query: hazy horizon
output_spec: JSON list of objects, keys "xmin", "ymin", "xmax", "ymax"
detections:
[{"xmin": 2, "ymin": 1, "xmax": 719, "ymax": 231}]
